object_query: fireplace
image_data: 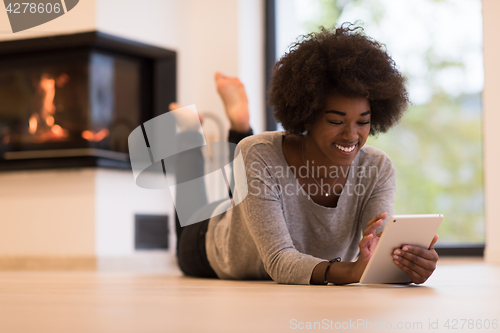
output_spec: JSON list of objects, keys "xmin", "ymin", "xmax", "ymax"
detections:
[{"xmin": 0, "ymin": 32, "xmax": 176, "ymax": 170}]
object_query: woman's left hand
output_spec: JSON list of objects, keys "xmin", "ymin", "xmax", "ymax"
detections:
[{"xmin": 392, "ymin": 235, "xmax": 439, "ymax": 284}]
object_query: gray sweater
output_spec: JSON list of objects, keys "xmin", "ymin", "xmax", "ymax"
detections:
[{"xmin": 205, "ymin": 131, "xmax": 396, "ymax": 285}]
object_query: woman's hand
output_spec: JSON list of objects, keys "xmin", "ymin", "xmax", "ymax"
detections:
[
  {"xmin": 392, "ymin": 235, "xmax": 439, "ymax": 284},
  {"xmin": 353, "ymin": 212, "xmax": 388, "ymax": 280}
]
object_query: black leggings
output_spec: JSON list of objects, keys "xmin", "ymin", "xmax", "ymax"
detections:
[{"xmin": 175, "ymin": 129, "xmax": 253, "ymax": 278}]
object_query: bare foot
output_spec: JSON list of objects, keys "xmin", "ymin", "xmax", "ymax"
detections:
[
  {"xmin": 214, "ymin": 72, "xmax": 250, "ymax": 132},
  {"xmin": 169, "ymin": 102, "xmax": 181, "ymax": 112},
  {"xmin": 169, "ymin": 102, "xmax": 203, "ymax": 131}
]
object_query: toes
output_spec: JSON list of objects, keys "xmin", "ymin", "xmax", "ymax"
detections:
[
  {"xmin": 214, "ymin": 72, "xmax": 227, "ymax": 83},
  {"xmin": 169, "ymin": 102, "xmax": 181, "ymax": 111}
]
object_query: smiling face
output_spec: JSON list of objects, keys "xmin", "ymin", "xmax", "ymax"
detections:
[{"xmin": 305, "ymin": 93, "xmax": 371, "ymax": 167}]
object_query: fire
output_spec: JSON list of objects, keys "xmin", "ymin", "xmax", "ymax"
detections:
[
  {"xmin": 46, "ymin": 115, "xmax": 54, "ymax": 127},
  {"xmin": 81, "ymin": 128, "xmax": 109, "ymax": 142},
  {"xmin": 27, "ymin": 73, "xmax": 69, "ymax": 142},
  {"xmin": 51, "ymin": 125, "xmax": 65, "ymax": 137},
  {"xmin": 40, "ymin": 74, "xmax": 56, "ymax": 118},
  {"xmin": 29, "ymin": 115, "xmax": 38, "ymax": 134},
  {"xmin": 24, "ymin": 72, "xmax": 111, "ymax": 144}
]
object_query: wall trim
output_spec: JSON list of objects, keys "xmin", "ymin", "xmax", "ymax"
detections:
[{"xmin": 0, "ymin": 256, "xmax": 96, "ymax": 271}]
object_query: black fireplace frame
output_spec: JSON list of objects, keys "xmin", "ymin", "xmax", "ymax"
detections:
[{"xmin": 0, "ymin": 31, "xmax": 176, "ymax": 171}]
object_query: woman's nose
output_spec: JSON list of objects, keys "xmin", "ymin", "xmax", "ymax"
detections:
[{"xmin": 342, "ymin": 124, "xmax": 358, "ymax": 141}]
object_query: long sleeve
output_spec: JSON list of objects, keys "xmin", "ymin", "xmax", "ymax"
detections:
[
  {"xmin": 358, "ymin": 153, "xmax": 397, "ymax": 234},
  {"xmin": 238, "ymin": 146, "xmax": 325, "ymax": 285}
]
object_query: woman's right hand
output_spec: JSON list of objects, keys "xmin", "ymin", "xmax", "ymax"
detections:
[{"xmin": 353, "ymin": 212, "xmax": 387, "ymax": 281}]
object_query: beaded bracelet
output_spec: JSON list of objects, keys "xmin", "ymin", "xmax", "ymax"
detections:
[{"xmin": 324, "ymin": 257, "xmax": 342, "ymax": 285}]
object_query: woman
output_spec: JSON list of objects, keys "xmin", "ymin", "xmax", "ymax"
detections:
[{"xmin": 175, "ymin": 24, "xmax": 439, "ymax": 285}]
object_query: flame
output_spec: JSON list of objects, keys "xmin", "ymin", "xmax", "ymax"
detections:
[
  {"xmin": 51, "ymin": 124, "xmax": 67, "ymax": 137},
  {"xmin": 25, "ymin": 72, "xmax": 110, "ymax": 144},
  {"xmin": 40, "ymin": 74, "xmax": 56, "ymax": 117},
  {"xmin": 29, "ymin": 115, "xmax": 38, "ymax": 134},
  {"xmin": 81, "ymin": 130, "xmax": 93, "ymax": 141},
  {"xmin": 81, "ymin": 129, "xmax": 109, "ymax": 142},
  {"xmin": 46, "ymin": 115, "xmax": 54, "ymax": 127},
  {"xmin": 94, "ymin": 129, "xmax": 109, "ymax": 142},
  {"xmin": 27, "ymin": 73, "xmax": 69, "ymax": 142}
]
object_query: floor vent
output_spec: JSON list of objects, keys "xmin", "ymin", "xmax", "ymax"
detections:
[{"xmin": 134, "ymin": 214, "xmax": 169, "ymax": 250}]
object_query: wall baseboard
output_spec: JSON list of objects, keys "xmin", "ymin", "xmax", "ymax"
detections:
[
  {"xmin": 97, "ymin": 251, "xmax": 180, "ymax": 274},
  {"xmin": 0, "ymin": 252, "xmax": 181, "ymax": 273},
  {"xmin": 0, "ymin": 256, "xmax": 96, "ymax": 271},
  {"xmin": 485, "ymin": 248, "xmax": 500, "ymax": 265}
]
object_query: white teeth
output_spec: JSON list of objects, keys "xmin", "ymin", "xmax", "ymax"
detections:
[{"xmin": 335, "ymin": 143, "xmax": 356, "ymax": 152}]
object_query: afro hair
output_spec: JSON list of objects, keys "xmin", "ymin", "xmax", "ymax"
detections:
[{"xmin": 268, "ymin": 23, "xmax": 410, "ymax": 135}]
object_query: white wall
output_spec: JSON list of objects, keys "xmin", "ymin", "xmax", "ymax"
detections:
[
  {"xmin": 96, "ymin": 0, "xmax": 266, "ymax": 134},
  {"xmin": 483, "ymin": 0, "xmax": 500, "ymax": 264},
  {"xmin": 0, "ymin": 170, "xmax": 95, "ymax": 256},
  {"xmin": 239, "ymin": 0, "xmax": 265, "ymax": 134},
  {"xmin": 94, "ymin": 169, "xmax": 173, "ymax": 256},
  {"xmin": 0, "ymin": 168, "xmax": 174, "ymax": 260},
  {"xmin": 95, "ymin": 0, "xmax": 195, "ymax": 110}
]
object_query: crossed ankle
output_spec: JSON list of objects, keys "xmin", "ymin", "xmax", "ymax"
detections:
[{"xmin": 230, "ymin": 122, "xmax": 251, "ymax": 133}]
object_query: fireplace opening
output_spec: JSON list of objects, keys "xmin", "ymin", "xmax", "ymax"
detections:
[{"xmin": 0, "ymin": 32, "xmax": 176, "ymax": 170}]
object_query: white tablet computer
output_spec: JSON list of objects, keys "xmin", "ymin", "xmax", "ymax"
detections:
[{"xmin": 359, "ymin": 214, "xmax": 443, "ymax": 284}]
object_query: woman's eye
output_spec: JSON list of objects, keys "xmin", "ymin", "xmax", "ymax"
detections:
[
  {"xmin": 358, "ymin": 121, "xmax": 371, "ymax": 125},
  {"xmin": 328, "ymin": 121, "xmax": 342, "ymax": 125}
]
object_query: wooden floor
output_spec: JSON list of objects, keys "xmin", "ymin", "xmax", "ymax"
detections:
[{"xmin": 0, "ymin": 258, "xmax": 498, "ymax": 333}]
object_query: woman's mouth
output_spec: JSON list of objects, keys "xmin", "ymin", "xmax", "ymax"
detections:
[{"xmin": 334, "ymin": 143, "xmax": 358, "ymax": 154}]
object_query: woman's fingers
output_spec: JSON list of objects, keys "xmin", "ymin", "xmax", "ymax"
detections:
[
  {"xmin": 367, "ymin": 212, "xmax": 387, "ymax": 227},
  {"xmin": 358, "ymin": 233, "xmax": 383, "ymax": 264},
  {"xmin": 359, "ymin": 213, "xmax": 388, "ymax": 258},
  {"xmin": 363, "ymin": 212, "xmax": 387, "ymax": 235},
  {"xmin": 428, "ymin": 234, "xmax": 439, "ymax": 249},
  {"xmin": 397, "ymin": 245, "xmax": 439, "ymax": 262},
  {"xmin": 393, "ymin": 259, "xmax": 427, "ymax": 284},
  {"xmin": 393, "ymin": 251, "xmax": 431, "ymax": 272},
  {"xmin": 358, "ymin": 234, "xmax": 373, "ymax": 254},
  {"xmin": 359, "ymin": 233, "xmax": 372, "ymax": 247},
  {"xmin": 363, "ymin": 217, "xmax": 384, "ymax": 236},
  {"xmin": 392, "ymin": 244, "xmax": 438, "ymax": 284}
]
